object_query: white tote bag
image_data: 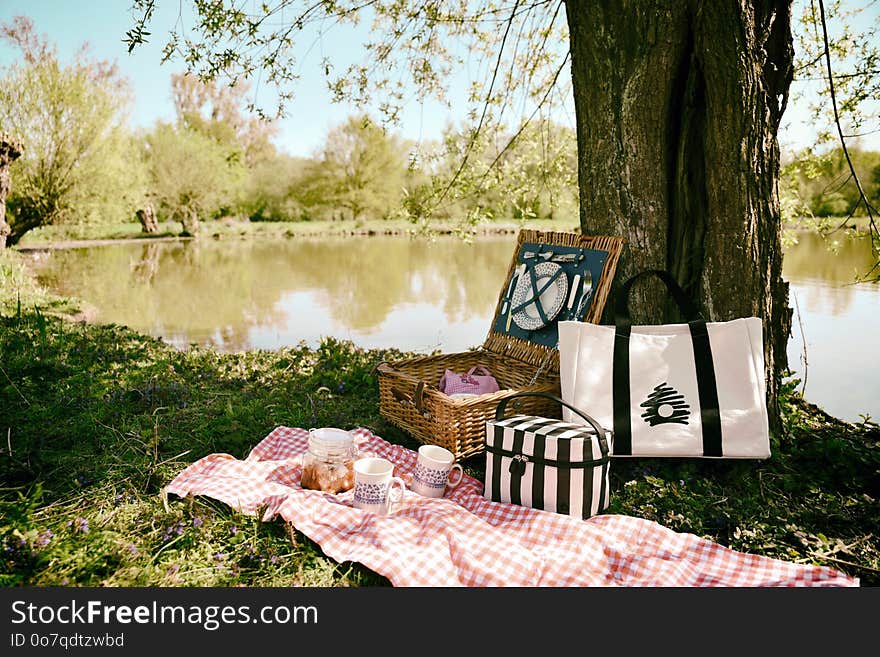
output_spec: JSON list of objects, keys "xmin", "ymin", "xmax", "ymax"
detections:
[{"xmin": 558, "ymin": 270, "xmax": 770, "ymax": 458}]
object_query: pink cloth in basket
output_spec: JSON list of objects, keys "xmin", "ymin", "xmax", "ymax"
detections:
[
  {"xmin": 163, "ymin": 426, "xmax": 858, "ymax": 587},
  {"xmin": 439, "ymin": 365, "xmax": 500, "ymax": 395}
]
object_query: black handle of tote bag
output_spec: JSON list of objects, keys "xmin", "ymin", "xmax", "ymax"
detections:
[
  {"xmin": 614, "ymin": 269, "xmax": 702, "ymax": 326},
  {"xmin": 610, "ymin": 270, "xmax": 723, "ymax": 457},
  {"xmin": 494, "ymin": 391, "xmax": 609, "ymax": 451}
]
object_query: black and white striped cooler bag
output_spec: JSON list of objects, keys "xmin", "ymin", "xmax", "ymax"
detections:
[{"xmin": 484, "ymin": 392, "xmax": 612, "ymax": 519}]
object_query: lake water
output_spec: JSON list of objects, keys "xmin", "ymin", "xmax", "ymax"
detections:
[{"xmin": 24, "ymin": 231, "xmax": 879, "ymax": 423}]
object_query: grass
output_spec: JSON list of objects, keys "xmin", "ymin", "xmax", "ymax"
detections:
[
  {"xmin": 17, "ymin": 217, "xmax": 581, "ymax": 247},
  {"xmin": 0, "ymin": 250, "xmax": 878, "ymax": 587}
]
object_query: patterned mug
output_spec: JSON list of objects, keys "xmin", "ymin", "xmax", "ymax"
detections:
[
  {"xmin": 411, "ymin": 445, "xmax": 464, "ymax": 498},
  {"xmin": 352, "ymin": 457, "xmax": 406, "ymax": 515}
]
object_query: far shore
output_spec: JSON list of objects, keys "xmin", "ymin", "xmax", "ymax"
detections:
[
  {"xmin": 15, "ymin": 218, "xmax": 578, "ymax": 251},
  {"xmin": 12, "ymin": 215, "xmax": 874, "ymax": 251}
]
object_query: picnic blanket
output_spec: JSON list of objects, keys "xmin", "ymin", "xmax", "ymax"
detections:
[{"xmin": 164, "ymin": 426, "xmax": 858, "ymax": 587}]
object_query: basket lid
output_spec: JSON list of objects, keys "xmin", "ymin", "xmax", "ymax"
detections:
[{"xmin": 481, "ymin": 229, "xmax": 624, "ymax": 373}]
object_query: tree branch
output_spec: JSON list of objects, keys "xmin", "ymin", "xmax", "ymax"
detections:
[
  {"xmin": 479, "ymin": 51, "xmax": 570, "ymax": 186},
  {"xmin": 817, "ymin": 0, "xmax": 879, "ymax": 279},
  {"xmin": 424, "ymin": 0, "xmax": 522, "ymax": 214}
]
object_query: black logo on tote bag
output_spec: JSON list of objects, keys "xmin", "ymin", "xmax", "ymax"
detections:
[{"xmin": 640, "ymin": 383, "xmax": 690, "ymax": 426}]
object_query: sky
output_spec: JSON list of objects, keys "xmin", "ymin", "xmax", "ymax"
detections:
[
  {"xmin": 0, "ymin": 0, "xmax": 477, "ymax": 158},
  {"xmin": 0, "ymin": 0, "xmax": 877, "ymax": 158}
]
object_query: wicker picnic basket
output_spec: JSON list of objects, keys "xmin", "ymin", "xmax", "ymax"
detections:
[{"xmin": 375, "ymin": 229, "xmax": 624, "ymax": 460}]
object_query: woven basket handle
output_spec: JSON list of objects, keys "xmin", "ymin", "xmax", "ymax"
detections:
[
  {"xmin": 494, "ymin": 392, "xmax": 608, "ymax": 444},
  {"xmin": 413, "ymin": 381, "xmax": 427, "ymax": 411},
  {"xmin": 390, "ymin": 381, "xmax": 429, "ymax": 417}
]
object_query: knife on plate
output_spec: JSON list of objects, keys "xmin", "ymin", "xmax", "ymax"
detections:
[
  {"xmin": 500, "ymin": 266, "xmax": 519, "ymax": 317},
  {"xmin": 565, "ymin": 274, "xmax": 581, "ymax": 320},
  {"xmin": 571, "ymin": 269, "xmax": 593, "ymax": 320}
]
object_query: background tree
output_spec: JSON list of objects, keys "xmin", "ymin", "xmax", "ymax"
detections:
[
  {"xmin": 494, "ymin": 122, "xmax": 578, "ymax": 222},
  {"xmin": 144, "ymin": 123, "xmax": 245, "ymax": 235},
  {"xmin": 784, "ymin": 147, "xmax": 880, "ymax": 219},
  {"xmin": 170, "ymin": 72, "xmax": 277, "ymax": 167},
  {"xmin": 0, "ymin": 16, "xmax": 144, "ymax": 246},
  {"xmin": 430, "ymin": 120, "xmax": 578, "ymax": 224},
  {"xmin": 312, "ymin": 115, "xmax": 407, "ymax": 221},
  {"xmin": 242, "ymin": 153, "xmax": 311, "ymax": 222},
  {"xmin": 873, "ymin": 164, "xmax": 880, "ymax": 209},
  {"xmin": 427, "ymin": 125, "xmax": 510, "ymax": 224}
]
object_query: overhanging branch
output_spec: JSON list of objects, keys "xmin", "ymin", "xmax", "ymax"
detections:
[{"xmin": 817, "ymin": 0, "xmax": 879, "ymax": 279}]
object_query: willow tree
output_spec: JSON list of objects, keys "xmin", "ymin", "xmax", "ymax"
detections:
[
  {"xmin": 128, "ymin": 0, "xmax": 801, "ymax": 417},
  {"xmin": 1, "ymin": 16, "xmax": 143, "ymax": 246}
]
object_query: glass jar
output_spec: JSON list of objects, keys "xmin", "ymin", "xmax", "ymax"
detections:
[{"xmin": 300, "ymin": 428, "xmax": 358, "ymax": 493}]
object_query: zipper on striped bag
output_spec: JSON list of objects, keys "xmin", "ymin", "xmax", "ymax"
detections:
[{"xmin": 485, "ymin": 443, "xmax": 610, "ymax": 470}]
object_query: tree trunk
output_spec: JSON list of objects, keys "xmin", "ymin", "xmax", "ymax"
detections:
[
  {"xmin": 564, "ymin": 0, "xmax": 793, "ymax": 427},
  {"xmin": 181, "ymin": 208, "xmax": 200, "ymax": 237},
  {"xmin": 0, "ymin": 134, "xmax": 23, "ymax": 249},
  {"xmin": 137, "ymin": 203, "xmax": 159, "ymax": 234}
]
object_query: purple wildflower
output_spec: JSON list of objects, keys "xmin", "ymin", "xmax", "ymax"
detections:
[
  {"xmin": 162, "ymin": 521, "xmax": 184, "ymax": 541},
  {"xmin": 36, "ymin": 530, "xmax": 54, "ymax": 547}
]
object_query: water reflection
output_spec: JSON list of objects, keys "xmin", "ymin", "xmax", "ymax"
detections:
[
  {"xmin": 31, "ymin": 235, "xmax": 517, "ymax": 354},
  {"xmin": 783, "ymin": 231, "xmax": 879, "ymax": 423},
  {"xmin": 783, "ymin": 231, "xmax": 877, "ymax": 316},
  {"xmin": 27, "ymin": 231, "xmax": 879, "ymax": 422}
]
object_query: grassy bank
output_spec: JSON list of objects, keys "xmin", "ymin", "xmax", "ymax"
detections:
[
  {"xmin": 17, "ymin": 217, "xmax": 581, "ymax": 248},
  {"xmin": 1, "ymin": 250, "xmax": 878, "ymax": 586}
]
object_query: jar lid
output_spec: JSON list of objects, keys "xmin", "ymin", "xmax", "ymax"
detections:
[{"xmin": 308, "ymin": 428, "xmax": 354, "ymax": 454}]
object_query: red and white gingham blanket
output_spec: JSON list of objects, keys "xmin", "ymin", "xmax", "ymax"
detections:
[{"xmin": 164, "ymin": 426, "xmax": 858, "ymax": 587}]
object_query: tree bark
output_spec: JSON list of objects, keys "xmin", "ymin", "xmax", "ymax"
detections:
[
  {"xmin": 181, "ymin": 207, "xmax": 200, "ymax": 237},
  {"xmin": 564, "ymin": 0, "xmax": 793, "ymax": 427},
  {"xmin": 136, "ymin": 203, "xmax": 159, "ymax": 234},
  {"xmin": 0, "ymin": 133, "xmax": 23, "ymax": 249}
]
